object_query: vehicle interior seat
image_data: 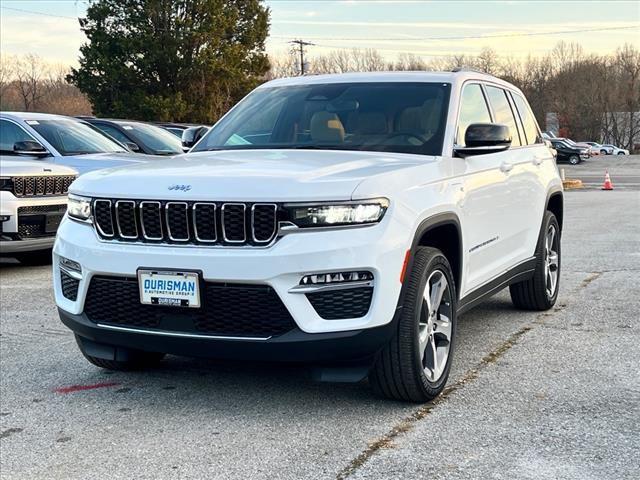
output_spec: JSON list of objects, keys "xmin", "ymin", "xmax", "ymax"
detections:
[
  {"xmin": 310, "ymin": 111, "xmax": 345, "ymax": 143},
  {"xmin": 350, "ymin": 112, "xmax": 389, "ymax": 135}
]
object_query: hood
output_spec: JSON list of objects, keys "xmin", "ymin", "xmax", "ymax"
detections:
[
  {"xmin": 58, "ymin": 152, "xmax": 168, "ymax": 175},
  {"xmin": 71, "ymin": 149, "xmax": 436, "ymax": 201},
  {"xmin": 0, "ymin": 158, "xmax": 77, "ymax": 177}
]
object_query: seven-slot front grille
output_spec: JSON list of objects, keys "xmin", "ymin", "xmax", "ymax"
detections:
[
  {"xmin": 84, "ymin": 276, "xmax": 296, "ymax": 338},
  {"xmin": 93, "ymin": 199, "xmax": 279, "ymax": 246},
  {"xmin": 9, "ymin": 176, "xmax": 75, "ymax": 197}
]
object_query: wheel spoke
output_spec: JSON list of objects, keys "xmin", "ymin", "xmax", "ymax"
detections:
[
  {"xmin": 548, "ymin": 252, "xmax": 559, "ymax": 270},
  {"xmin": 433, "ymin": 313, "xmax": 451, "ymax": 341},
  {"xmin": 429, "ymin": 335, "xmax": 439, "ymax": 379},
  {"xmin": 429, "ymin": 275, "xmax": 447, "ymax": 315}
]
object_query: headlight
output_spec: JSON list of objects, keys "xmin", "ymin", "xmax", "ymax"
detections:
[
  {"xmin": 285, "ymin": 199, "xmax": 389, "ymax": 228},
  {"xmin": 67, "ymin": 194, "xmax": 92, "ymax": 222}
]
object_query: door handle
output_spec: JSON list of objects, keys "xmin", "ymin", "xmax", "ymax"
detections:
[{"xmin": 500, "ymin": 162, "xmax": 514, "ymax": 173}]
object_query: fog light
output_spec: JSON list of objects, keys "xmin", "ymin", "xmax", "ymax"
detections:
[
  {"xmin": 60, "ymin": 256, "xmax": 82, "ymax": 276},
  {"xmin": 300, "ymin": 271, "xmax": 373, "ymax": 285}
]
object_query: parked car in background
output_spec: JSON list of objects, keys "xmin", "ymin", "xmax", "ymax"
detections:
[
  {"xmin": 81, "ymin": 118, "xmax": 186, "ymax": 155},
  {"xmin": 549, "ymin": 138, "xmax": 590, "ymax": 164},
  {"xmin": 1, "ymin": 112, "xmax": 165, "ymax": 175},
  {"xmin": 582, "ymin": 142, "xmax": 610, "ymax": 155},
  {"xmin": 601, "ymin": 144, "xmax": 629, "ymax": 155},
  {"xmin": 1, "ymin": 156, "xmax": 76, "ymax": 264}
]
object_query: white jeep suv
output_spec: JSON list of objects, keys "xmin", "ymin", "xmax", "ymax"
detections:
[{"xmin": 54, "ymin": 71, "xmax": 563, "ymax": 402}]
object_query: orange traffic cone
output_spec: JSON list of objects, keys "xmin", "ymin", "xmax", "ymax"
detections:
[{"xmin": 602, "ymin": 171, "xmax": 614, "ymax": 190}]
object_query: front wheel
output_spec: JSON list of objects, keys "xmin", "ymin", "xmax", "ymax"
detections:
[
  {"xmin": 568, "ymin": 155, "xmax": 580, "ymax": 165},
  {"xmin": 369, "ymin": 247, "xmax": 457, "ymax": 402},
  {"xmin": 510, "ymin": 211, "xmax": 560, "ymax": 310},
  {"xmin": 617, "ymin": 151, "xmax": 625, "ymax": 155},
  {"xmin": 600, "ymin": 149, "xmax": 607, "ymax": 155}
]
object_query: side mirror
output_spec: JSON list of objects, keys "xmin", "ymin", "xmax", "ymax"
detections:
[
  {"xmin": 182, "ymin": 126, "xmax": 209, "ymax": 148},
  {"xmin": 454, "ymin": 123, "xmax": 511, "ymax": 157},
  {"xmin": 13, "ymin": 140, "xmax": 49, "ymax": 157},
  {"xmin": 125, "ymin": 142, "xmax": 140, "ymax": 152}
]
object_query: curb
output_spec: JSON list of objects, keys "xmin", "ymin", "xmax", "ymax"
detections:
[{"xmin": 562, "ymin": 179, "xmax": 583, "ymax": 190}]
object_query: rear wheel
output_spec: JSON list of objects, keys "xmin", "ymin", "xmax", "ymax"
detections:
[
  {"xmin": 600, "ymin": 149, "xmax": 607, "ymax": 155},
  {"xmin": 76, "ymin": 336, "xmax": 165, "ymax": 371},
  {"xmin": 568, "ymin": 155, "xmax": 580, "ymax": 165},
  {"xmin": 369, "ymin": 247, "xmax": 457, "ymax": 402},
  {"xmin": 510, "ymin": 211, "xmax": 560, "ymax": 311}
]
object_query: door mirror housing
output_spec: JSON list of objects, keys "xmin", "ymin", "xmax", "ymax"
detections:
[
  {"xmin": 13, "ymin": 140, "xmax": 49, "ymax": 157},
  {"xmin": 125, "ymin": 142, "xmax": 140, "ymax": 152},
  {"xmin": 182, "ymin": 126, "xmax": 209, "ymax": 148},
  {"xmin": 454, "ymin": 123, "xmax": 512, "ymax": 157}
]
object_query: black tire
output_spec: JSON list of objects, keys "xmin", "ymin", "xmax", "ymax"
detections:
[
  {"xmin": 369, "ymin": 247, "xmax": 457, "ymax": 402},
  {"xmin": 76, "ymin": 336, "xmax": 165, "ymax": 371},
  {"xmin": 14, "ymin": 249, "xmax": 52, "ymax": 266},
  {"xmin": 617, "ymin": 151, "xmax": 625, "ymax": 155},
  {"xmin": 600, "ymin": 149, "xmax": 607, "ymax": 155},
  {"xmin": 568, "ymin": 155, "xmax": 580, "ymax": 165},
  {"xmin": 510, "ymin": 211, "xmax": 560, "ymax": 311}
]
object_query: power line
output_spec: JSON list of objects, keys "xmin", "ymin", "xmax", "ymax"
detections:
[
  {"xmin": 289, "ymin": 39, "xmax": 315, "ymax": 75},
  {"xmin": 0, "ymin": 6, "xmax": 77, "ymax": 20},
  {"xmin": 271, "ymin": 24, "xmax": 640, "ymax": 42}
]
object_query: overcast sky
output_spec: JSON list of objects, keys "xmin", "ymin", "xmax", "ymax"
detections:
[{"xmin": 1, "ymin": 0, "xmax": 638, "ymax": 65}]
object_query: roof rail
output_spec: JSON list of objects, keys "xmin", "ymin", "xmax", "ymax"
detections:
[{"xmin": 451, "ymin": 66, "xmax": 496, "ymax": 77}]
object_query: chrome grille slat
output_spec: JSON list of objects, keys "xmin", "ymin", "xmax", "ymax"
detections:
[
  {"xmin": 92, "ymin": 199, "xmax": 277, "ymax": 247},
  {"xmin": 165, "ymin": 202, "xmax": 190, "ymax": 241},
  {"xmin": 115, "ymin": 200, "xmax": 138, "ymax": 239},
  {"xmin": 193, "ymin": 203, "xmax": 217, "ymax": 243},
  {"xmin": 140, "ymin": 201, "xmax": 163, "ymax": 240},
  {"xmin": 221, "ymin": 203, "xmax": 246, "ymax": 243}
]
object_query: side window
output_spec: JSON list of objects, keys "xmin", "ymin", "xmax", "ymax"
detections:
[
  {"xmin": 485, "ymin": 86, "xmax": 522, "ymax": 147},
  {"xmin": 511, "ymin": 93, "xmax": 541, "ymax": 145},
  {"xmin": 457, "ymin": 84, "xmax": 491, "ymax": 146},
  {"xmin": 94, "ymin": 124, "xmax": 131, "ymax": 145},
  {"xmin": 0, "ymin": 120, "xmax": 36, "ymax": 152}
]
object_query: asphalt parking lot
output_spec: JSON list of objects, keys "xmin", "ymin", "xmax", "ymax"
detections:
[{"xmin": 1, "ymin": 158, "xmax": 639, "ymax": 480}]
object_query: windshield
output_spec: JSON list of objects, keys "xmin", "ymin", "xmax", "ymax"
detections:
[
  {"xmin": 124, "ymin": 123, "xmax": 184, "ymax": 155},
  {"xmin": 192, "ymin": 82, "xmax": 451, "ymax": 156},
  {"xmin": 30, "ymin": 119, "xmax": 127, "ymax": 156}
]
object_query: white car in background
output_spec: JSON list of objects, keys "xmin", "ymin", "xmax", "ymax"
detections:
[
  {"xmin": 1, "ymin": 157, "xmax": 77, "ymax": 264},
  {"xmin": 0, "ymin": 112, "xmax": 166, "ymax": 175},
  {"xmin": 601, "ymin": 144, "xmax": 629, "ymax": 155}
]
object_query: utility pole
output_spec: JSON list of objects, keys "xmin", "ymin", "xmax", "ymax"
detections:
[{"xmin": 289, "ymin": 39, "xmax": 315, "ymax": 75}]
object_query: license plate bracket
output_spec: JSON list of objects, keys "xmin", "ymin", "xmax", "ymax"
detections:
[{"xmin": 137, "ymin": 269, "xmax": 201, "ymax": 308}]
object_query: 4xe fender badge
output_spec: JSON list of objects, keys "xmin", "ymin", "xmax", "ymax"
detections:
[{"xmin": 168, "ymin": 184, "xmax": 192, "ymax": 192}]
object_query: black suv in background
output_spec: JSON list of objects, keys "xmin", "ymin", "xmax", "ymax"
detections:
[
  {"xmin": 549, "ymin": 138, "xmax": 590, "ymax": 165},
  {"xmin": 80, "ymin": 118, "xmax": 185, "ymax": 155}
]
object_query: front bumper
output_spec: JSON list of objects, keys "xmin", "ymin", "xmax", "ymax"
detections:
[
  {"xmin": 0, "ymin": 192, "xmax": 67, "ymax": 254},
  {"xmin": 60, "ymin": 308, "xmax": 398, "ymax": 363},
  {"xmin": 53, "ymin": 214, "xmax": 408, "ymax": 337},
  {"xmin": 0, "ymin": 236, "xmax": 54, "ymax": 254}
]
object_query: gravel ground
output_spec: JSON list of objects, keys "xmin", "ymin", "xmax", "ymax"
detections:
[{"xmin": 1, "ymin": 189, "xmax": 639, "ymax": 479}]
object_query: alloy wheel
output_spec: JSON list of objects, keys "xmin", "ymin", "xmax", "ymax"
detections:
[{"xmin": 418, "ymin": 270, "xmax": 453, "ymax": 382}]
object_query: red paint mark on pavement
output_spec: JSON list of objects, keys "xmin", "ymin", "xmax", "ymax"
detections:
[{"xmin": 54, "ymin": 382, "xmax": 120, "ymax": 394}]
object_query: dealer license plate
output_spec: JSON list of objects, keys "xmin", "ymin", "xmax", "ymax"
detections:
[{"xmin": 138, "ymin": 270, "xmax": 201, "ymax": 308}]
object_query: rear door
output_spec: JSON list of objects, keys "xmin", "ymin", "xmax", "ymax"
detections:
[{"xmin": 485, "ymin": 85, "xmax": 548, "ymax": 267}]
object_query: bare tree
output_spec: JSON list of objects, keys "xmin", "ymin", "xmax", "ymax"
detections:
[{"xmin": 15, "ymin": 54, "xmax": 47, "ymax": 111}]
